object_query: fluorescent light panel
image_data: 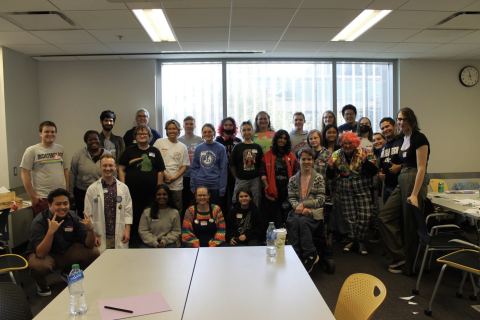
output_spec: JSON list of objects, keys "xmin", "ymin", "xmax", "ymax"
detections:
[
  {"xmin": 332, "ymin": 10, "xmax": 392, "ymax": 41},
  {"xmin": 133, "ymin": 9, "xmax": 176, "ymax": 42}
]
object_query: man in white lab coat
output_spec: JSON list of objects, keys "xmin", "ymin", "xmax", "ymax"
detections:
[{"xmin": 84, "ymin": 153, "xmax": 132, "ymax": 253}]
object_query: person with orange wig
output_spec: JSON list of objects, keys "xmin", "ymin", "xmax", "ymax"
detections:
[{"xmin": 326, "ymin": 132, "xmax": 378, "ymax": 255}]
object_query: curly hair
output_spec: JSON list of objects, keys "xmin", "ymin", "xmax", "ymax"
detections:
[
  {"xmin": 83, "ymin": 130, "xmax": 100, "ymax": 143},
  {"xmin": 271, "ymin": 130, "xmax": 292, "ymax": 155},
  {"xmin": 217, "ymin": 117, "xmax": 238, "ymax": 137},
  {"xmin": 339, "ymin": 132, "xmax": 360, "ymax": 149}
]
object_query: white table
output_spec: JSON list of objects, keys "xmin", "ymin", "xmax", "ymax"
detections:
[
  {"xmin": 182, "ymin": 246, "xmax": 335, "ymax": 320},
  {"xmin": 34, "ymin": 248, "xmax": 199, "ymax": 320},
  {"xmin": 429, "ymin": 191, "xmax": 480, "ymax": 218}
]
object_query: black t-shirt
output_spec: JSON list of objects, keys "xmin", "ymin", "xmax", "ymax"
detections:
[
  {"xmin": 215, "ymin": 136, "xmax": 242, "ymax": 164},
  {"xmin": 399, "ymin": 131, "xmax": 430, "ymax": 168},
  {"xmin": 91, "ymin": 149, "xmax": 104, "ymax": 163},
  {"xmin": 119, "ymin": 145, "xmax": 165, "ymax": 198},
  {"xmin": 230, "ymin": 142, "xmax": 264, "ymax": 180},
  {"xmin": 379, "ymin": 134, "xmax": 404, "ymax": 187},
  {"xmin": 26, "ymin": 210, "xmax": 88, "ymax": 255},
  {"xmin": 275, "ymin": 155, "xmax": 289, "ymax": 190}
]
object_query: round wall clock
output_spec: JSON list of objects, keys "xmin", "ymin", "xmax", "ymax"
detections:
[{"xmin": 459, "ymin": 66, "xmax": 479, "ymax": 87}]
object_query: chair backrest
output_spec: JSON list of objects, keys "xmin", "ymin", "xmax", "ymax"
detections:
[
  {"xmin": 0, "ymin": 209, "xmax": 10, "ymax": 242},
  {"xmin": 334, "ymin": 273, "xmax": 387, "ymax": 320},
  {"xmin": 407, "ymin": 200, "xmax": 431, "ymax": 244},
  {"xmin": 429, "ymin": 179, "xmax": 448, "ymax": 192},
  {"xmin": 0, "ymin": 282, "xmax": 33, "ymax": 320}
]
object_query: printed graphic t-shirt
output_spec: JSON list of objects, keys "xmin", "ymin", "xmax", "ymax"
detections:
[
  {"xmin": 230, "ymin": 142, "xmax": 264, "ymax": 180},
  {"xmin": 153, "ymin": 139, "xmax": 189, "ymax": 190}
]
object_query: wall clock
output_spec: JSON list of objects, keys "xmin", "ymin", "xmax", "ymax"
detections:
[{"xmin": 459, "ymin": 66, "xmax": 479, "ymax": 87}]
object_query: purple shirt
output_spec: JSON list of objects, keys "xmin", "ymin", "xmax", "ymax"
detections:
[{"xmin": 102, "ymin": 178, "xmax": 117, "ymax": 238}]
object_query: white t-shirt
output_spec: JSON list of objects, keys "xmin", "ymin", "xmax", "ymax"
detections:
[
  {"xmin": 359, "ymin": 138, "xmax": 373, "ymax": 152},
  {"xmin": 20, "ymin": 143, "xmax": 69, "ymax": 198},
  {"xmin": 153, "ymin": 139, "xmax": 189, "ymax": 190}
]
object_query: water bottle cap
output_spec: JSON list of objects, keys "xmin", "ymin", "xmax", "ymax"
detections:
[
  {"xmin": 269, "ymin": 222, "xmax": 274, "ymax": 225},
  {"xmin": 72, "ymin": 264, "xmax": 79, "ymax": 269}
]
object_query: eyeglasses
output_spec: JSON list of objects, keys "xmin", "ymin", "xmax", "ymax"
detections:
[
  {"xmin": 396, "ymin": 117, "xmax": 408, "ymax": 122},
  {"xmin": 258, "ymin": 117, "xmax": 268, "ymax": 121},
  {"xmin": 136, "ymin": 115, "xmax": 148, "ymax": 119},
  {"xmin": 136, "ymin": 133, "xmax": 149, "ymax": 137}
]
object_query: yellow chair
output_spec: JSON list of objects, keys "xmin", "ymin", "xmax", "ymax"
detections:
[
  {"xmin": 429, "ymin": 179, "xmax": 448, "ymax": 192},
  {"xmin": 334, "ymin": 273, "xmax": 387, "ymax": 320}
]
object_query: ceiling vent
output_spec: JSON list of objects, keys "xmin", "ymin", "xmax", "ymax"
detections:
[
  {"xmin": 434, "ymin": 12, "xmax": 480, "ymax": 30},
  {"xmin": 1, "ymin": 11, "xmax": 77, "ymax": 31}
]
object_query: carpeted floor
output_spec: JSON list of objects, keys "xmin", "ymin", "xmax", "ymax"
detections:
[{"xmin": 3, "ymin": 229, "xmax": 480, "ymax": 319}]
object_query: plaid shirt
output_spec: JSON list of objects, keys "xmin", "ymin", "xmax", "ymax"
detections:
[{"xmin": 102, "ymin": 178, "xmax": 117, "ymax": 238}]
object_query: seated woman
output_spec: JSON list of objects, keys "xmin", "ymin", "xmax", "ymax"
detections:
[
  {"xmin": 326, "ymin": 132, "xmax": 377, "ymax": 255},
  {"xmin": 138, "ymin": 184, "xmax": 181, "ymax": 248},
  {"xmin": 288, "ymin": 148, "xmax": 325, "ymax": 274},
  {"xmin": 226, "ymin": 187, "xmax": 263, "ymax": 246},
  {"xmin": 182, "ymin": 186, "xmax": 227, "ymax": 247}
]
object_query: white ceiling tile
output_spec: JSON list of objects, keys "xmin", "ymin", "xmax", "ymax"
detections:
[
  {"xmin": 374, "ymin": 10, "xmax": 455, "ymax": 29},
  {"xmin": 427, "ymin": 43, "xmax": 480, "ymax": 54},
  {"xmin": 65, "ymin": 10, "xmax": 140, "ymax": 29},
  {"xmin": 385, "ymin": 43, "xmax": 442, "ymax": 52},
  {"xmin": 334, "ymin": 52, "xmax": 377, "ymax": 58},
  {"xmin": 398, "ymin": 0, "xmax": 477, "ymax": 11},
  {"xmin": 161, "ymin": 0, "xmax": 231, "ymax": 9},
  {"xmin": 76, "ymin": 55, "xmax": 122, "ymax": 60},
  {"xmin": 30, "ymin": 30, "xmax": 100, "ymax": 44},
  {"xmin": 373, "ymin": 52, "xmax": 416, "ymax": 59},
  {"xmin": 342, "ymin": 42, "xmax": 396, "ymax": 52},
  {"xmin": 410, "ymin": 53, "xmax": 457, "ymax": 60},
  {"xmin": 229, "ymin": 41, "xmax": 278, "ymax": 51},
  {"xmin": 269, "ymin": 51, "xmax": 314, "ymax": 58},
  {"xmin": 49, "ymin": 0, "xmax": 126, "ymax": 10},
  {"xmin": 166, "ymin": 9, "xmax": 230, "ymax": 27},
  {"xmin": 406, "ymin": 30, "xmax": 474, "ymax": 43},
  {"xmin": 275, "ymin": 41, "xmax": 324, "ymax": 51},
  {"xmin": 120, "ymin": 54, "xmax": 160, "ymax": 59},
  {"xmin": 311, "ymin": 51, "xmax": 337, "ymax": 58},
  {"xmin": 54, "ymin": 43, "xmax": 113, "ymax": 54},
  {"xmin": 447, "ymin": 53, "xmax": 480, "ymax": 60},
  {"xmin": 104, "ymin": 42, "xmax": 160, "ymax": 53},
  {"xmin": 356, "ymin": 28, "xmax": 421, "ymax": 42},
  {"xmin": 179, "ymin": 53, "xmax": 229, "ymax": 58},
  {"xmin": 451, "ymin": 30, "xmax": 480, "ymax": 44},
  {"xmin": 290, "ymin": 9, "xmax": 363, "ymax": 28},
  {"xmin": 5, "ymin": 44, "xmax": 66, "ymax": 55},
  {"xmin": 301, "ymin": 0, "xmax": 371, "ymax": 9},
  {"xmin": 180, "ymin": 41, "xmax": 228, "ymax": 50},
  {"xmin": 0, "ymin": 31, "xmax": 46, "ymax": 45},
  {"xmin": 234, "ymin": 0, "xmax": 302, "ymax": 8},
  {"xmin": 282, "ymin": 28, "xmax": 342, "ymax": 41},
  {"xmin": 0, "ymin": 18, "xmax": 23, "ymax": 32},
  {"xmin": 367, "ymin": 0, "xmax": 409, "ymax": 10},
  {"xmin": 318, "ymin": 42, "xmax": 349, "ymax": 52},
  {"xmin": 33, "ymin": 56, "xmax": 79, "ymax": 61},
  {"xmin": 230, "ymin": 27, "xmax": 284, "ymax": 40},
  {"xmin": 87, "ymin": 29, "xmax": 150, "ymax": 43},
  {"xmin": 0, "ymin": 0, "xmax": 58, "ymax": 11},
  {"xmin": 174, "ymin": 27, "xmax": 228, "ymax": 41},
  {"xmin": 231, "ymin": 9, "xmax": 296, "ymax": 27},
  {"xmin": 462, "ymin": 1, "xmax": 480, "ymax": 10},
  {"xmin": 155, "ymin": 42, "xmax": 182, "ymax": 51},
  {"xmin": 8, "ymin": 13, "xmax": 76, "ymax": 30}
]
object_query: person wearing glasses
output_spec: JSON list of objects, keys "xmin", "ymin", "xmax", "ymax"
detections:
[
  {"xmin": 338, "ymin": 104, "xmax": 358, "ymax": 134},
  {"xmin": 321, "ymin": 110, "xmax": 337, "ymax": 132},
  {"xmin": 326, "ymin": 132, "xmax": 377, "ymax": 256},
  {"xmin": 118, "ymin": 125, "xmax": 165, "ymax": 244},
  {"xmin": 123, "ymin": 108, "xmax": 162, "ymax": 147},
  {"xmin": 377, "ymin": 108, "xmax": 429, "ymax": 275}
]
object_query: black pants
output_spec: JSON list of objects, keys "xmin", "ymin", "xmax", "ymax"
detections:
[
  {"xmin": 181, "ymin": 177, "xmax": 195, "ymax": 222},
  {"xmin": 73, "ymin": 187, "xmax": 87, "ymax": 215},
  {"xmin": 131, "ymin": 196, "xmax": 154, "ymax": 241}
]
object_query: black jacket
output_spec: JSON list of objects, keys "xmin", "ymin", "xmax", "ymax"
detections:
[{"xmin": 226, "ymin": 202, "xmax": 263, "ymax": 243}]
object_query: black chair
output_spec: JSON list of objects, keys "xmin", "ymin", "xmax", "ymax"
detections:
[
  {"xmin": 424, "ymin": 240, "xmax": 480, "ymax": 316},
  {"xmin": 0, "ymin": 208, "xmax": 28, "ymax": 285},
  {"xmin": 0, "ymin": 282, "xmax": 33, "ymax": 320},
  {"xmin": 408, "ymin": 201, "xmax": 473, "ymax": 295}
]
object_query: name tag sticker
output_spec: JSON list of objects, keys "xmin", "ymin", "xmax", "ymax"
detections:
[
  {"xmin": 200, "ymin": 221, "xmax": 208, "ymax": 226},
  {"xmin": 65, "ymin": 227, "xmax": 73, "ymax": 232},
  {"xmin": 152, "ymin": 219, "xmax": 158, "ymax": 222},
  {"xmin": 252, "ymin": 149, "xmax": 257, "ymax": 153},
  {"xmin": 103, "ymin": 188, "xmax": 108, "ymax": 193},
  {"xmin": 236, "ymin": 214, "xmax": 242, "ymax": 219},
  {"xmin": 149, "ymin": 152, "xmax": 155, "ymax": 157},
  {"xmin": 403, "ymin": 152, "xmax": 407, "ymax": 157},
  {"xmin": 319, "ymin": 162, "xmax": 326, "ymax": 166}
]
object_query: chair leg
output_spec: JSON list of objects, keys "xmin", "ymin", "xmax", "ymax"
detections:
[
  {"xmin": 427, "ymin": 249, "xmax": 434, "ymax": 271},
  {"xmin": 426, "ymin": 264, "xmax": 448, "ymax": 315},
  {"xmin": 469, "ymin": 273, "xmax": 478, "ymax": 301},
  {"xmin": 457, "ymin": 271, "xmax": 468, "ymax": 297},
  {"xmin": 8, "ymin": 271, "xmax": 17, "ymax": 285},
  {"xmin": 413, "ymin": 243, "xmax": 421, "ymax": 275},
  {"xmin": 414, "ymin": 245, "xmax": 430, "ymax": 294}
]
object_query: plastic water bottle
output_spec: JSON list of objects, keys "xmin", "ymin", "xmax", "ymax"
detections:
[
  {"xmin": 266, "ymin": 222, "xmax": 277, "ymax": 257},
  {"xmin": 68, "ymin": 264, "xmax": 87, "ymax": 315}
]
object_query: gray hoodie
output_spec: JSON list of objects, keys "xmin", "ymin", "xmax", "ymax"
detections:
[{"xmin": 69, "ymin": 147, "xmax": 111, "ymax": 192}]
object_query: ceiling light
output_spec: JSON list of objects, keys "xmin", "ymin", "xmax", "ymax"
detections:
[
  {"xmin": 332, "ymin": 10, "xmax": 392, "ymax": 41},
  {"xmin": 132, "ymin": 9, "xmax": 176, "ymax": 42}
]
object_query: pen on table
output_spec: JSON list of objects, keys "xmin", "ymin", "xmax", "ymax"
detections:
[{"xmin": 104, "ymin": 306, "xmax": 133, "ymax": 313}]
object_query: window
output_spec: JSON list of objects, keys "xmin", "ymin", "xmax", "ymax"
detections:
[
  {"xmin": 159, "ymin": 60, "xmax": 394, "ymax": 135},
  {"xmin": 161, "ymin": 63, "xmax": 222, "ymax": 136}
]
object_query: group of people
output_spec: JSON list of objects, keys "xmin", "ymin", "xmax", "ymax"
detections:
[{"xmin": 21, "ymin": 104, "xmax": 430, "ymax": 296}]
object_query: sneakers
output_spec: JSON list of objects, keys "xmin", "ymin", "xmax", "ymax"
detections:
[
  {"xmin": 37, "ymin": 285, "xmax": 52, "ymax": 297},
  {"xmin": 340, "ymin": 234, "xmax": 350, "ymax": 243},
  {"xmin": 303, "ymin": 255, "xmax": 319, "ymax": 274},
  {"xmin": 388, "ymin": 260, "xmax": 405, "ymax": 273},
  {"xmin": 60, "ymin": 269, "xmax": 69, "ymax": 284},
  {"xmin": 343, "ymin": 242, "xmax": 354, "ymax": 252},
  {"xmin": 358, "ymin": 242, "xmax": 368, "ymax": 255}
]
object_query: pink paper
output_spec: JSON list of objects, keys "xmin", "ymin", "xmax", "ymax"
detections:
[{"xmin": 98, "ymin": 292, "xmax": 172, "ymax": 320}]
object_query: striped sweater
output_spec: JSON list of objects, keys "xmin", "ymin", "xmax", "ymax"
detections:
[{"xmin": 181, "ymin": 204, "xmax": 226, "ymax": 247}]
